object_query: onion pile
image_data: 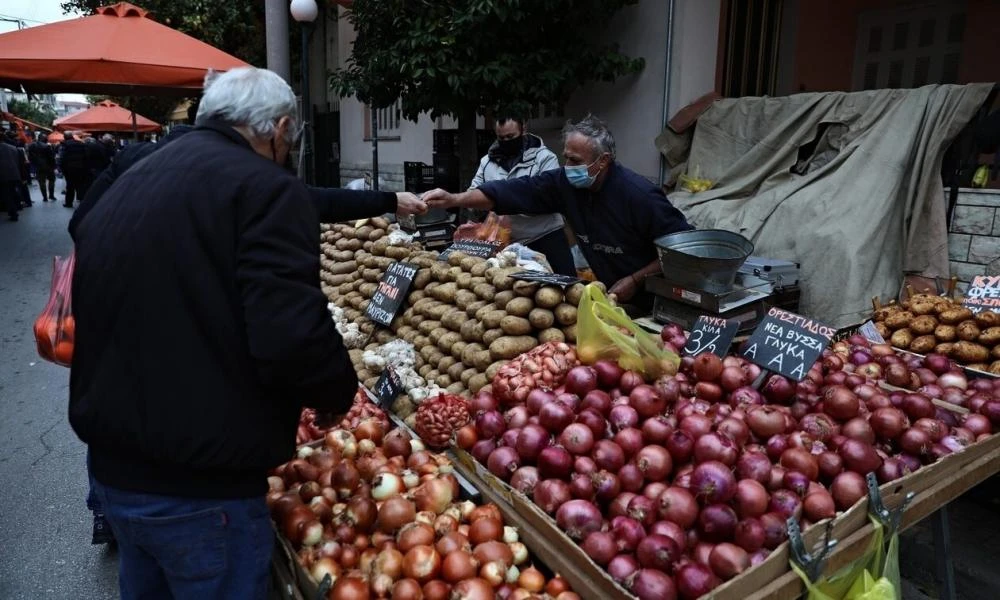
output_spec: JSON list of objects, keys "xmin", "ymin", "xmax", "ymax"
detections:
[
  {"xmin": 467, "ymin": 335, "xmax": 995, "ymax": 599},
  {"xmin": 272, "ymin": 421, "xmax": 574, "ymax": 600},
  {"xmin": 297, "ymin": 389, "xmax": 389, "ymax": 446}
]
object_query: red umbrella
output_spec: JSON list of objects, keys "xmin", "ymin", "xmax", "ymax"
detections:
[
  {"xmin": 0, "ymin": 2, "xmax": 249, "ymax": 96},
  {"xmin": 54, "ymin": 100, "xmax": 161, "ymax": 133}
]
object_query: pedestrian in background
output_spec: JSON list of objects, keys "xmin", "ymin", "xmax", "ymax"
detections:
[
  {"xmin": 59, "ymin": 131, "xmax": 92, "ymax": 208},
  {"xmin": 28, "ymin": 133, "xmax": 57, "ymax": 201},
  {"xmin": 0, "ymin": 132, "xmax": 23, "ymax": 221}
]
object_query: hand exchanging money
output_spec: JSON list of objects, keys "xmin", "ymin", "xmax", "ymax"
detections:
[{"xmin": 394, "ymin": 192, "xmax": 428, "ymax": 216}]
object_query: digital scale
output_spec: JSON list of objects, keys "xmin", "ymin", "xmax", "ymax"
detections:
[
  {"xmin": 399, "ymin": 212, "xmax": 457, "ymax": 251},
  {"xmin": 646, "ymin": 230, "xmax": 801, "ymax": 333}
]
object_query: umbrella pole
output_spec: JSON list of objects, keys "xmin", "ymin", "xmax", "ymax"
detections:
[{"xmin": 130, "ymin": 96, "xmax": 138, "ymax": 140}]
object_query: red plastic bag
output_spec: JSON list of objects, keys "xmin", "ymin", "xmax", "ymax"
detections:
[
  {"xmin": 33, "ymin": 253, "xmax": 75, "ymax": 367},
  {"xmin": 453, "ymin": 212, "xmax": 512, "ymax": 245}
]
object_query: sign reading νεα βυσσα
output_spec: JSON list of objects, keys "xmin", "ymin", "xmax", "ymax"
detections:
[
  {"xmin": 510, "ymin": 271, "xmax": 583, "ymax": 287},
  {"xmin": 740, "ymin": 306, "xmax": 836, "ymax": 381},
  {"xmin": 365, "ymin": 261, "xmax": 418, "ymax": 327},
  {"xmin": 438, "ymin": 239, "xmax": 504, "ymax": 260},
  {"xmin": 373, "ymin": 366, "xmax": 403, "ymax": 409},
  {"xmin": 683, "ymin": 315, "xmax": 739, "ymax": 358},
  {"xmin": 962, "ymin": 275, "xmax": 1000, "ymax": 315}
]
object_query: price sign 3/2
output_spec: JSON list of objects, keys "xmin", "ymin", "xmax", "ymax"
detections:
[{"xmin": 683, "ymin": 316, "xmax": 738, "ymax": 358}]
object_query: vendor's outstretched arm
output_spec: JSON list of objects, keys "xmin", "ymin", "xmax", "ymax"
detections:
[{"xmin": 423, "ymin": 187, "xmax": 494, "ymax": 211}]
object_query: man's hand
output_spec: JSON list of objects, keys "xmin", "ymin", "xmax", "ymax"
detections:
[
  {"xmin": 395, "ymin": 192, "xmax": 428, "ymax": 216},
  {"xmin": 422, "ymin": 188, "xmax": 457, "ymax": 209},
  {"xmin": 609, "ymin": 275, "xmax": 639, "ymax": 303}
]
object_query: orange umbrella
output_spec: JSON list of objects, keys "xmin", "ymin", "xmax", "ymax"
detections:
[
  {"xmin": 54, "ymin": 100, "xmax": 161, "ymax": 133},
  {"xmin": 0, "ymin": 2, "xmax": 249, "ymax": 96}
]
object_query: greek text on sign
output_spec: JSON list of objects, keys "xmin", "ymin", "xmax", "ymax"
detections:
[
  {"xmin": 373, "ymin": 366, "xmax": 403, "ymax": 409},
  {"xmin": 366, "ymin": 262, "xmax": 419, "ymax": 327},
  {"xmin": 683, "ymin": 316, "xmax": 739, "ymax": 358},
  {"xmin": 962, "ymin": 275, "xmax": 1000, "ymax": 315},
  {"xmin": 740, "ymin": 307, "xmax": 835, "ymax": 381}
]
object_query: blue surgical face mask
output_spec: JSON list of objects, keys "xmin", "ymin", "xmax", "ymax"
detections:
[{"xmin": 564, "ymin": 155, "xmax": 603, "ymax": 189}]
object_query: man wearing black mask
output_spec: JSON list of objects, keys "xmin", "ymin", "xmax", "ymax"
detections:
[{"xmin": 468, "ymin": 114, "xmax": 575, "ymax": 276}]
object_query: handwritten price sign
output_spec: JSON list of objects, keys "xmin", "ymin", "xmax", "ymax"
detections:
[
  {"xmin": 683, "ymin": 316, "xmax": 738, "ymax": 358},
  {"xmin": 963, "ymin": 276, "xmax": 1000, "ymax": 315}
]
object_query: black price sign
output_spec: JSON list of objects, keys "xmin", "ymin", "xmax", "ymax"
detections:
[
  {"xmin": 740, "ymin": 307, "xmax": 835, "ymax": 381},
  {"xmin": 366, "ymin": 261, "xmax": 418, "ymax": 327},
  {"xmin": 438, "ymin": 239, "xmax": 503, "ymax": 260},
  {"xmin": 511, "ymin": 271, "xmax": 583, "ymax": 287},
  {"xmin": 683, "ymin": 316, "xmax": 739, "ymax": 357},
  {"xmin": 962, "ymin": 275, "xmax": 1000, "ymax": 315},
  {"xmin": 373, "ymin": 366, "xmax": 403, "ymax": 409}
]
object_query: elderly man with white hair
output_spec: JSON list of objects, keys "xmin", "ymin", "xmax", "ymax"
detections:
[{"xmin": 70, "ymin": 67, "xmax": 358, "ymax": 599}]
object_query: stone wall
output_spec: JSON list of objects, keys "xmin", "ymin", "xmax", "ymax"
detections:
[
  {"xmin": 948, "ymin": 188, "xmax": 1000, "ymax": 293},
  {"xmin": 339, "ymin": 163, "xmax": 405, "ymax": 191}
]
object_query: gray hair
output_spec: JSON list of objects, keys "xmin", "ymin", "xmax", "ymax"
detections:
[
  {"xmin": 562, "ymin": 114, "xmax": 616, "ymax": 161},
  {"xmin": 195, "ymin": 67, "xmax": 299, "ymax": 142}
]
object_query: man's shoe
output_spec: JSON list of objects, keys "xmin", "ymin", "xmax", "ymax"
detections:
[{"xmin": 92, "ymin": 513, "xmax": 115, "ymax": 545}]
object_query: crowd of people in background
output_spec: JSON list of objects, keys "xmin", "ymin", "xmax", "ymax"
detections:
[{"xmin": 0, "ymin": 128, "xmax": 123, "ymax": 221}]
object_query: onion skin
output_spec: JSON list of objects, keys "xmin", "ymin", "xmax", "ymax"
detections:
[
  {"xmin": 830, "ymin": 471, "xmax": 867, "ymax": 510},
  {"xmin": 675, "ymin": 563, "xmax": 721, "ymax": 600},
  {"xmin": 709, "ymin": 543, "xmax": 750, "ymax": 580},
  {"xmin": 629, "ymin": 568, "xmax": 679, "ymax": 600}
]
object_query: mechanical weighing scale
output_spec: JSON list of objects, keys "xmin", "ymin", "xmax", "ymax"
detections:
[{"xmin": 644, "ymin": 230, "xmax": 800, "ymax": 334}]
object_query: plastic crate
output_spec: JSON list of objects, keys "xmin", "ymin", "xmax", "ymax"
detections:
[{"xmin": 403, "ymin": 161, "xmax": 436, "ymax": 194}]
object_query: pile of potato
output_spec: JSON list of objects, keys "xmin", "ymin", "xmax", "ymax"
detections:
[
  {"xmin": 318, "ymin": 220, "xmax": 590, "ymax": 411},
  {"xmin": 873, "ymin": 293, "xmax": 1000, "ymax": 373}
]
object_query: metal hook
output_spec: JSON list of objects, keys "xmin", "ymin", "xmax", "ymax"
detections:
[
  {"xmin": 788, "ymin": 517, "xmax": 838, "ymax": 582},
  {"xmin": 866, "ymin": 472, "xmax": 914, "ymax": 536}
]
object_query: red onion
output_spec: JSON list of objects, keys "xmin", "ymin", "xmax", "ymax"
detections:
[
  {"xmin": 533, "ymin": 479, "xmax": 571, "ymax": 514},
  {"xmin": 581, "ymin": 389, "xmax": 612, "ymax": 416},
  {"xmin": 593, "ymin": 470, "xmax": 622, "ymax": 505},
  {"xmin": 657, "ymin": 486, "xmax": 699, "ymax": 529},
  {"xmin": 691, "ymin": 461, "xmax": 737, "ymax": 504},
  {"xmin": 803, "ymin": 490, "xmax": 836, "ymax": 521},
  {"xmin": 830, "ymin": 471, "xmax": 866, "ymax": 510},
  {"xmin": 510, "ymin": 466, "xmax": 539, "ymax": 495},
  {"xmin": 610, "ymin": 404, "xmax": 640, "ymax": 432},
  {"xmin": 654, "ymin": 376, "xmax": 681, "ymax": 403},
  {"xmin": 870, "ymin": 407, "xmax": 908, "ymax": 440},
  {"xmin": 817, "ymin": 451, "xmax": 844, "ymax": 482},
  {"xmin": 576, "ymin": 409, "xmax": 607, "ymax": 439},
  {"xmin": 514, "ymin": 424, "xmax": 550, "ymax": 462},
  {"xmin": 897, "ymin": 453, "xmax": 922, "ymax": 473},
  {"xmin": 649, "ymin": 520, "xmax": 688, "ymax": 552},
  {"xmin": 875, "ymin": 458, "xmax": 906, "ymax": 483},
  {"xmin": 619, "ymin": 371, "xmax": 644, "ymax": 394},
  {"xmin": 901, "ymin": 394, "xmax": 935, "ymax": 421},
  {"xmin": 539, "ymin": 401, "xmax": 575, "ymax": 434},
  {"xmin": 694, "ymin": 381, "xmax": 723, "ymax": 403},
  {"xmin": 614, "ymin": 427, "xmax": 645, "ymax": 459},
  {"xmin": 593, "ymin": 440, "xmax": 626, "ymax": 472},
  {"xmin": 736, "ymin": 452, "xmax": 772, "ymax": 485},
  {"xmin": 570, "ymin": 472, "xmax": 595, "ymax": 500},
  {"xmin": 709, "ymin": 542, "xmax": 750, "ymax": 581},
  {"xmin": 680, "ymin": 414, "xmax": 713, "ymax": 439},
  {"xmin": 593, "ymin": 360, "xmax": 625, "ymax": 390},
  {"xmin": 768, "ymin": 465, "xmax": 786, "ymax": 491},
  {"xmin": 627, "ymin": 494, "xmax": 658, "ymax": 527},
  {"xmin": 565, "ymin": 366, "xmax": 598, "ymax": 397},
  {"xmin": 538, "ymin": 446, "xmax": 572, "ymax": 480},
  {"xmin": 501, "ymin": 428, "xmax": 521, "ymax": 448},
  {"xmin": 556, "ymin": 392, "xmax": 581, "ymax": 413},
  {"xmin": 759, "ymin": 512, "xmax": 787, "ymax": 549},
  {"xmin": 635, "ymin": 445, "xmax": 673, "ymax": 481},
  {"xmin": 504, "ymin": 406, "xmax": 530, "ymax": 429},
  {"xmin": 692, "ymin": 353, "xmax": 724, "ymax": 381},
  {"xmin": 693, "ymin": 432, "xmax": 739, "ymax": 466},
  {"xmin": 982, "ymin": 401, "xmax": 1000, "ymax": 426},
  {"xmin": 476, "ymin": 410, "xmax": 506, "ymax": 440},
  {"xmin": 719, "ymin": 366, "xmax": 748, "ymax": 392},
  {"xmin": 823, "ymin": 386, "xmax": 860, "ymax": 421},
  {"xmin": 574, "ymin": 455, "xmax": 597, "ymax": 475},
  {"xmin": 913, "ymin": 418, "xmax": 947, "ymax": 443},
  {"xmin": 768, "ymin": 489, "xmax": 803, "ymax": 519},
  {"xmin": 884, "ymin": 363, "xmax": 911, "ymax": 388},
  {"xmin": 618, "ymin": 463, "xmax": 645, "ymax": 493},
  {"xmin": 838, "ymin": 439, "xmax": 882, "ymax": 474},
  {"xmin": 471, "ymin": 439, "xmax": 496, "ymax": 464},
  {"xmin": 607, "ymin": 554, "xmax": 639, "ymax": 583},
  {"xmin": 636, "ymin": 534, "xmax": 680, "ymax": 572},
  {"xmin": 630, "ymin": 385, "xmax": 666, "ymax": 419},
  {"xmin": 779, "ymin": 447, "xmax": 819, "ymax": 481},
  {"xmin": 963, "ymin": 413, "xmax": 992, "ymax": 437},
  {"xmin": 629, "ymin": 569, "xmax": 677, "ymax": 600},
  {"xmin": 582, "ymin": 531, "xmax": 617, "ymax": 566},
  {"xmin": 734, "ymin": 518, "xmax": 765, "ymax": 552},
  {"xmin": 841, "ymin": 417, "xmax": 875, "ymax": 444},
  {"xmin": 762, "ymin": 375, "xmax": 795, "ymax": 405},
  {"xmin": 676, "ymin": 562, "xmax": 721, "ymax": 599},
  {"xmin": 610, "ymin": 516, "xmax": 646, "ymax": 553},
  {"xmin": 717, "ymin": 418, "xmax": 750, "ymax": 446},
  {"xmin": 666, "ymin": 430, "xmax": 695, "ymax": 463},
  {"xmin": 558, "ymin": 423, "xmax": 595, "ymax": 455},
  {"xmin": 486, "ymin": 447, "xmax": 520, "ymax": 481},
  {"xmin": 733, "ymin": 479, "xmax": 769, "ymax": 518},
  {"xmin": 609, "ymin": 492, "xmax": 637, "ymax": 518},
  {"xmin": 699, "ymin": 503, "xmax": 738, "ymax": 542},
  {"xmin": 748, "ymin": 406, "xmax": 787, "ymax": 438},
  {"xmin": 937, "ymin": 371, "xmax": 967, "ymax": 390},
  {"xmin": 641, "ymin": 416, "xmax": 673, "ymax": 446},
  {"xmin": 526, "ymin": 388, "xmax": 555, "ymax": 416},
  {"xmin": 799, "ymin": 413, "xmax": 837, "ymax": 442},
  {"xmin": 471, "ymin": 390, "xmax": 498, "ymax": 414},
  {"xmin": 898, "ymin": 428, "xmax": 932, "ymax": 456},
  {"xmin": 556, "ymin": 499, "xmax": 603, "ymax": 541},
  {"xmin": 729, "ymin": 386, "xmax": 764, "ymax": 407}
]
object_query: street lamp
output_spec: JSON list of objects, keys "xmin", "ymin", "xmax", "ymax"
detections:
[{"xmin": 290, "ymin": 0, "xmax": 318, "ymax": 184}]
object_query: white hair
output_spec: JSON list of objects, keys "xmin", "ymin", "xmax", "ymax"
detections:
[{"xmin": 195, "ymin": 67, "xmax": 298, "ymax": 141}]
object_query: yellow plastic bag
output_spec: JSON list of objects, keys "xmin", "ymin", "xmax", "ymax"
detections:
[
  {"xmin": 790, "ymin": 516, "xmax": 899, "ymax": 600},
  {"xmin": 576, "ymin": 283, "xmax": 679, "ymax": 379}
]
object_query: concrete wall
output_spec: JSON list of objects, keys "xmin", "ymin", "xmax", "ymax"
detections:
[
  {"xmin": 948, "ymin": 189, "xmax": 1000, "ymax": 293},
  {"xmin": 334, "ymin": 0, "xmax": 722, "ymax": 188}
]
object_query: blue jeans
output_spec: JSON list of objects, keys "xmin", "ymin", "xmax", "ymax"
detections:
[{"xmin": 92, "ymin": 480, "xmax": 273, "ymax": 600}]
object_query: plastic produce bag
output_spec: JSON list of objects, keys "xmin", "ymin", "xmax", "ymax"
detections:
[
  {"xmin": 790, "ymin": 516, "xmax": 899, "ymax": 600},
  {"xmin": 33, "ymin": 253, "xmax": 75, "ymax": 367},
  {"xmin": 576, "ymin": 283, "xmax": 679, "ymax": 379},
  {"xmin": 505, "ymin": 243, "xmax": 552, "ymax": 272},
  {"xmin": 453, "ymin": 211, "xmax": 511, "ymax": 245}
]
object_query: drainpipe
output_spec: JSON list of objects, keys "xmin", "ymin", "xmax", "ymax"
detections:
[{"xmin": 658, "ymin": 0, "xmax": 676, "ymax": 186}]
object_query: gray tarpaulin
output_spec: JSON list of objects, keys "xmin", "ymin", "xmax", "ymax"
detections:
[{"xmin": 661, "ymin": 84, "xmax": 993, "ymax": 327}]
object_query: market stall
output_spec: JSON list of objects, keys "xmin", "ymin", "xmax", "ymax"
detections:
[{"xmin": 263, "ymin": 211, "xmax": 1000, "ymax": 600}]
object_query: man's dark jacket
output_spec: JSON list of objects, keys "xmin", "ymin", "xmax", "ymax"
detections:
[{"xmin": 71, "ymin": 120, "xmax": 359, "ymax": 498}]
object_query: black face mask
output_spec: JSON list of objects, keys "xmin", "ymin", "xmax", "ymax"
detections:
[{"xmin": 496, "ymin": 135, "xmax": 523, "ymax": 156}]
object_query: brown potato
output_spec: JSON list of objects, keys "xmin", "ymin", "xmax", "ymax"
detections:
[
  {"xmin": 974, "ymin": 311, "xmax": 1000, "ymax": 327},
  {"xmin": 874, "ymin": 322, "xmax": 890, "ymax": 340},
  {"xmin": 934, "ymin": 343, "xmax": 955, "ymax": 357},
  {"xmin": 978, "ymin": 326, "xmax": 1000, "ymax": 346},
  {"xmin": 934, "ymin": 324, "xmax": 957, "ymax": 342},
  {"xmin": 952, "ymin": 341, "xmax": 990, "ymax": 364},
  {"xmin": 956, "ymin": 320, "xmax": 981, "ymax": 342},
  {"xmin": 967, "ymin": 363, "xmax": 989, "ymax": 372},
  {"xmin": 884, "ymin": 311, "xmax": 914, "ymax": 330},
  {"xmin": 909, "ymin": 335, "xmax": 936, "ymax": 354},
  {"xmin": 910, "ymin": 300, "xmax": 936, "ymax": 316},
  {"xmin": 939, "ymin": 307, "xmax": 974, "ymax": 325},
  {"xmin": 910, "ymin": 315, "xmax": 937, "ymax": 335},
  {"xmin": 890, "ymin": 328, "xmax": 914, "ymax": 349},
  {"xmin": 989, "ymin": 360, "xmax": 1000, "ymax": 375},
  {"xmin": 992, "ymin": 344, "xmax": 1000, "ymax": 360}
]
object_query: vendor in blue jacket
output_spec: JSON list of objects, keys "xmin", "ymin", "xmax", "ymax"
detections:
[{"xmin": 425, "ymin": 114, "xmax": 693, "ymax": 307}]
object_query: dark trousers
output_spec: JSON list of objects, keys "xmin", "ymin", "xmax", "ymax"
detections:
[
  {"xmin": 35, "ymin": 166, "xmax": 56, "ymax": 199},
  {"xmin": 527, "ymin": 228, "xmax": 577, "ymax": 277},
  {"xmin": 64, "ymin": 170, "xmax": 93, "ymax": 207},
  {"xmin": 0, "ymin": 181, "xmax": 19, "ymax": 218},
  {"xmin": 92, "ymin": 480, "xmax": 272, "ymax": 600}
]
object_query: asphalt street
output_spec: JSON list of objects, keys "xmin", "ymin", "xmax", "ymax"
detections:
[{"xmin": 0, "ymin": 179, "xmax": 118, "ymax": 599}]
